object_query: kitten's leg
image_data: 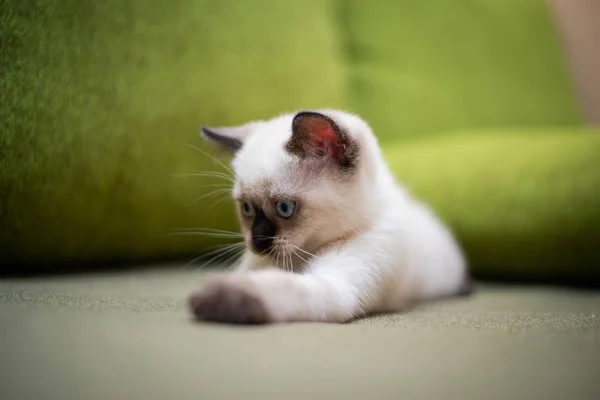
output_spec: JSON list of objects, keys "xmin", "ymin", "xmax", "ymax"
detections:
[{"xmin": 188, "ymin": 251, "xmax": 393, "ymax": 324}]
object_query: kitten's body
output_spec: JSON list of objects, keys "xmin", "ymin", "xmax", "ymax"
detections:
[{"xmin": 189, "ymin": 110, "xmax": 469, "ymax": 324}]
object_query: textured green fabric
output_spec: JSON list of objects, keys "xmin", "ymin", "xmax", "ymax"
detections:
[
  {"xmin": 384, "ymin": 128, "xmax": 600, "ymax": 282},
  {"xmin": 0, "ymin": 0, "xmax": 347, "ymax": 267},
  {"xmin": 1, "ymin": 0, "xmax": 595, "ymax": 280},
  {"xmin": 1, "ymin": 268, "xmax": 599, "ymax": 399},
  {"xmin": 343, "ymin": 0, "xmax": 581, "ymax": 140}
]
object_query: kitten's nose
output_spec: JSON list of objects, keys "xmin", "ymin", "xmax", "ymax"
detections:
[
  {"xmin": 252, "ymin": 235, "xmax": 273, "ymax": 253},
  {"xmin": 251, "ymin": 209, "xmax": 276, "ymax": 253}
]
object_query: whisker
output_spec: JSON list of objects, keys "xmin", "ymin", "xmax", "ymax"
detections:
[
  {"xmin": 195, "ymin": 183, "xmax": 234, "ymax": 189},
  {"xmin": 208, "ymin": 243, "xmax": 245, "ymax": 266},
  {"xmin": 173, "ymin": 228, "xmax": 244, "ymax": 236},
  {"xmin": 290, "ymin": 247, "xmax": 310, "ymax": 264},
  {"xmin": 193, "ymin": 243, "xmax": 246, "ymax": 271},
  {"xmin": 180, "ymin": 254, "xmax": 206, "ymax": 271},
  {"xmin": 207, "ymin": 196, "xmax": 234, "ymax": 212},
  {"xmin": 181, "ymin": 241, "xmax": 241, "ymax": 260},
  {"xmin": 173, "ymin": 172, "xmax": 235, "ymax": 184},
  {"xmin": 179, "ymin": 140, "xmax": 236, "ymax": 178},
  {"xmin": 176, "ymin": 227, "xmax": 241, "ymax": 233},
  {"xmin": 287, "ymin": 251, "xmax": 293, "ymax": 273},
  {"xmin": 199, "ymin": 191, "xmax": 234, "ymax": 211},
  {"xmin": 186, "ymin": 188, "xmax": 232, "ymax": 207},
  {"xmin": 262, "ymin": 246, "xmax": 276, "ymax": 260},
  {"xmin": 288, "ymin": 242, "xmax": 318, "ymax": 259},
  {"xmin": 222, "ymin": 247, "xmax": 245, "ymax": 270},
  {"xmin": 180, "ymin": 242, "xmax": 245, "ymax": 270},
  {"xmin": 172, "ymin": 229, "xmax": 243, "ymax": 236},
  {"xmin": 194, "ymin": 248, "xmax": 242, "ymax": 272},
  {"xmin": 282, "ymin": 249, "xmax": 288, "ymax": 272},
  {"xmin": 170, "ymin": 232, "xmax": 244, "ymax": 239},
  {"xmin": 192, "ymin": 241, "xmax": 244, "ymax": 258},
  {"xmin": 190, "ymin": 169, "xmax": 232, "ymax": 177},
  {"xmin": 174, "ymin": 171, "xmax": 232, "ymax": 179}
]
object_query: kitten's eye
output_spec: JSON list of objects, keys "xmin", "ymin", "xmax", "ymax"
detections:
[
  {"xmin": 241, "ymin": 202, "xmax": 254, "ymax": 217},
  {"xmin": 276, "ymin": 200, "xmax": 296, "ymax": 218}
]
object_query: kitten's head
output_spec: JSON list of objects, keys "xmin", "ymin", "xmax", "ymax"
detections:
[{"xmin": 202, "ymin": 110, "xmax": 380, "ymax": 265}]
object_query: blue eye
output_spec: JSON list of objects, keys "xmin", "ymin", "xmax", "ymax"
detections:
[
  {"xmin": 276, "ymin": 200, "xmax": 296, "ymax": 218},
  {"xmin": 241, "ymin": 202, "xmax": 254, "ymax": 217}
]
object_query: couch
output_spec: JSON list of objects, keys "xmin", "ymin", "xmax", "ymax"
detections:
[{"xmin": 1, "ymin": 1, "xmax": 599, "ymax": 398}]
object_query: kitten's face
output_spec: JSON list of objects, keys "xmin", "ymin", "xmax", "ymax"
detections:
[
  {"xmin": 232, "ymin": 157, "xmax": 353, "ymax": 262},
  {"xmin": 202, "ymin": 111, "xmax": 365, "ymax": 266}
]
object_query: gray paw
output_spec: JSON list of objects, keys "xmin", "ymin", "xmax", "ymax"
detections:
[{"xmin": 188, "ymin": 277, "xmax": 271, "ymax": 324}]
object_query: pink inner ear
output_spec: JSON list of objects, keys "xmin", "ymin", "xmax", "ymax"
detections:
[{"xmin": 311, "ymin": 122, "xmax": 343, "ymax": 159}]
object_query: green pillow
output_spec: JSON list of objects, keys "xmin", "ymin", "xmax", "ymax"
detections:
[
  {"xmin": 343, "ymin": 0, "xmax": 581, "ymax": 140},
  {"xmin": 0, "ymin": 0, "xmax": 346, "ymax": 270},
  {"xmin": 384, "ymin": 128, "xmax": 600, "ymax": 283}
]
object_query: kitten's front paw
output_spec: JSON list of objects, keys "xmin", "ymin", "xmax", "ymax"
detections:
[{"xmin": 187, "ymin": 276, "xmax": 272, "ymax": 324}]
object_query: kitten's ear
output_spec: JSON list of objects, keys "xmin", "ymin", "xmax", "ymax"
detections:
[
  {"xmin": 287, "ymin": 111, "xmax": 358, "ymax": 169},
  {"xmin": 201, "ymin": 122, "xmax": 258, "ymax": 152}
]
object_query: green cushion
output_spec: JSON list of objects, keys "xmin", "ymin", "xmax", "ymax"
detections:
[
  {"xmin": 384, "ymin": 128, "xmax": 600, "ymax": 283},
  {"xmin": 343, "ymin": 0, "xmax": 581, "ymax": 140}
]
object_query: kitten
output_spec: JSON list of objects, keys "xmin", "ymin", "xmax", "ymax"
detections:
[{"xmin": 188, "ymin": 110, "xmax": 470, "ymax": 324}]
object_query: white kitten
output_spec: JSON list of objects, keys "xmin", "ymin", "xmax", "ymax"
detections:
[{"xmin": 188, "ymin": 110, "xmax": 470, "ymax": 324}]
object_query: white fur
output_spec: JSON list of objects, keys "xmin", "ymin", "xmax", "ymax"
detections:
[{"xmin": 194, "ymin": 109, "xmax": 468, "ymax": 323}]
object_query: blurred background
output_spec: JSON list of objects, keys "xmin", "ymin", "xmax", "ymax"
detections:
[{"xmin": 1, "ymin": 0, "xmax": 599, "ymax": 285}]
